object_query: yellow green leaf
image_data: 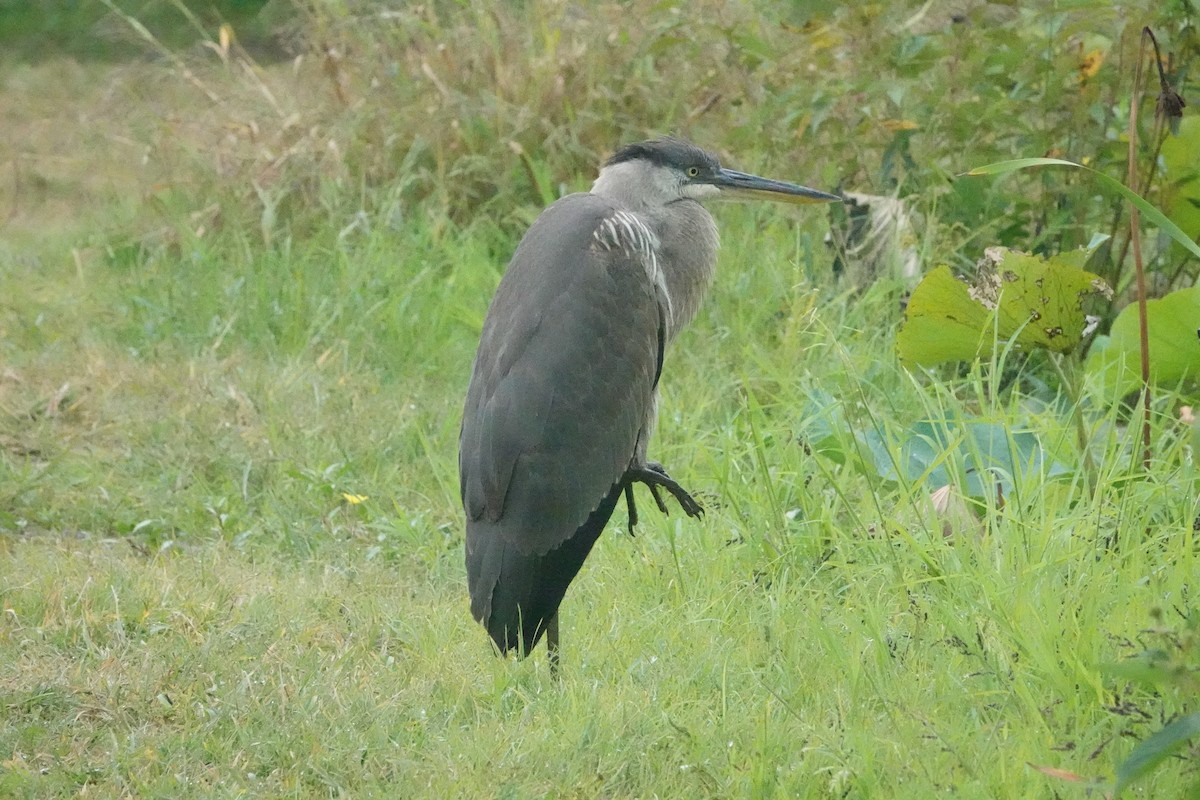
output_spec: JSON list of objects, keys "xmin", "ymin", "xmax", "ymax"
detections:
[
  {"xmin": 899, "ymin": 247, "xmax": 1112, "ymax": 367},
  {"xmin": 897, "ymin": 265, "xmax": 994, "ymax": 365}
]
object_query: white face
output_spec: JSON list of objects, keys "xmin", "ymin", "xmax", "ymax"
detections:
[
  {"xmin": 592, "ymin": 160, "xmax": 719, "ymax": 207},
  {"xmin": 680, "ymin": 182, "xmax": 720, "ymax": 202}
]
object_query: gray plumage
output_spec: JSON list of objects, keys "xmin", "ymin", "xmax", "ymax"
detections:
[{"xmin": 460, "ymin": 139, "xmax": 839, "ymax": 661}]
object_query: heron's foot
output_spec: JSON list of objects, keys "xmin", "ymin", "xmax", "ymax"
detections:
[{"xmin": 627, "ymin": 462, "xmax": 704, "ymax": 520}]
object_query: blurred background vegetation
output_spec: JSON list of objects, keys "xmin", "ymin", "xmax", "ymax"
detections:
[{"xmin": 3, "ymin": 0, "xmax": 1195, "ymax": 286}]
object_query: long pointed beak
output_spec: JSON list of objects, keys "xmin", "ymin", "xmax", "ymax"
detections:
[{"xmin": 713, "ymin": 168, "xmax": 842, "ymax": 205}]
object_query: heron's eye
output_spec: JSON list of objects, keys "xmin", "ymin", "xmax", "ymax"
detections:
[{"xmin": 686, "ymin": 166, "xmax": 700, "ymax": 177}]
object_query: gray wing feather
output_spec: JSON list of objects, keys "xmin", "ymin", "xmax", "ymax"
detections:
[{"xmin": 461, "ymin": 194, "xmax": 661, "ymax": 553}]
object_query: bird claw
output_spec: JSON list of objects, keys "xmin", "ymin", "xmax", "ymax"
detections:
[
  {"xmin": 626, "ymin": 462, "xmax": 704, "ymax": 520},
  {"xmin": 647, "ymin": 483, "xmax": 669, "ymax": 515}
]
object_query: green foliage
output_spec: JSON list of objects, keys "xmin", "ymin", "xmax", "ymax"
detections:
[
  {"xmin": 968, "ymin": 157, "xmax": 1200, "ymax": 264},
  {"xmin": 803, "ymin": 388, "xmax": 1071, "ymax": 499},
  {"xmin": 897, "ymin": 247, "xmax": 1111, "ymax": 367},
  {"xmin": 909, "ymin": 152, "xmax": 1200, "ymax": 420},
  {"xmin": 1160, "ymin": 116, "xmax": 1200, "ymax": 253},
  {"xmin": 33, "ymin": 0, "xmax": 1189, "ymax": 271},
  {"xmin": 0, "ymin": 0, "xmax": 279, "ymax": 62},
  {"xmin": 1087, "ymin": 286, "xmax": 1200, "ymax": 396}
]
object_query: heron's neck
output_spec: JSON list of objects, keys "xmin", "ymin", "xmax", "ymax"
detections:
[
  {"xmin": 591, "ymin": 164, "xmax": 720, "ymax": 339},
  {"xmin": 651, "ymin": 201, "xmax": 720, "ymax": 341}
]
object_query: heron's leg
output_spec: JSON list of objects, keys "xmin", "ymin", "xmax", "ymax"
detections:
[
  {"xmin": 546, "ymin": 612, "xmax": 560, "ymax": 678},
  {"xmin": 623, "ymin": 483, "xmax": 640, "ymax": 534},
  {"xmin": 627, "ymin": 462, "xmax": 704, "ymax": 519}
]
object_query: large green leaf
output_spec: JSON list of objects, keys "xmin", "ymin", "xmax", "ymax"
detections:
[
  {"xmin": 798, "ymin": 394, "xmax": 1071, "ymax": 499},
  {"xmin": 1086, "ymin": 286, "xmax": 1200, "ymax": 395},
  {"xmin": 899, "ymin": 419, "xmax": 1070, "ymax": 498},
  {"xmin": 898, "ymin": 247, "xmax": 1111, "ymax": 367},
  {"xmin": 896, "ymin": 265, "xmax": 991, "ymax": 365},
  {"xmin": 1159, "ymin": 116, "xmax": 1200, "ymax": 250}
]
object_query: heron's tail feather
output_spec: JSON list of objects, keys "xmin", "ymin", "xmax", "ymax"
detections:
[{"xmin": 466, "ymin": 482, "xmax": 623, "ymax": 656}]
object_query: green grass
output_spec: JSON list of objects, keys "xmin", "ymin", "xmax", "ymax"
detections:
[
  {"xmin": 2, "ymin": 1, "xmax": 1198, "ymax": 796},
  {"xmin": 0, "ymin": 0, "xmax": 281, "ymax": 63}
]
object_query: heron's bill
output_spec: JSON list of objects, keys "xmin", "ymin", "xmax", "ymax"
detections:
[{"xmin": 715, "ymin": 169, "xmax": 842, "ymax": 205}]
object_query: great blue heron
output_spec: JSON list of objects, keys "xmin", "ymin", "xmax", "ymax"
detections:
[{"xmin": 460, "ymin": 138, "xmax": 839, "ymax": 668}]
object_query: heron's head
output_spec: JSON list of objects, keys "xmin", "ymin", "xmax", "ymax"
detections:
[{"xmin": 592, "ymin": 137, "xmax": 841, "ymax": 209}]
